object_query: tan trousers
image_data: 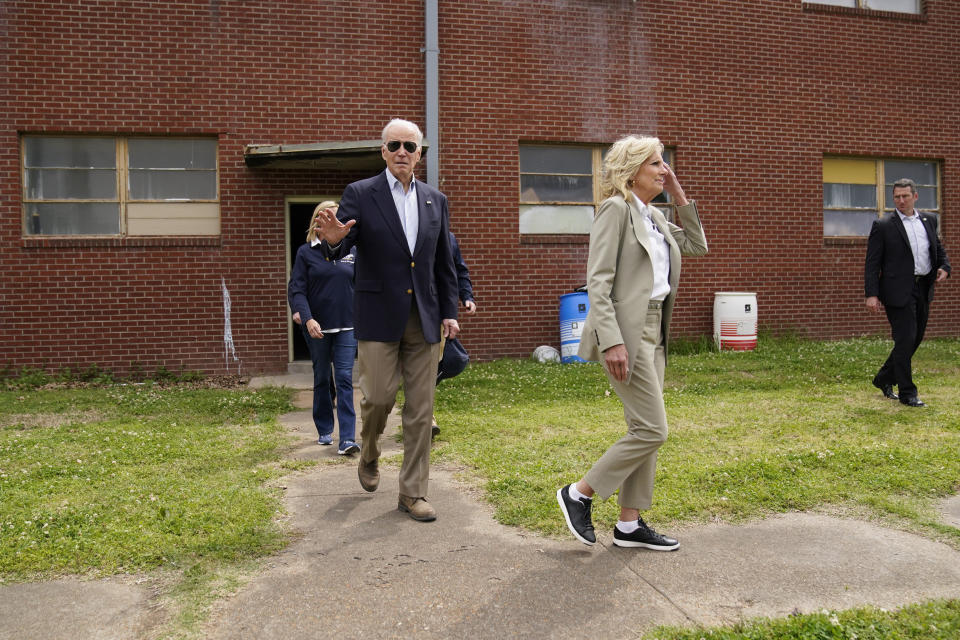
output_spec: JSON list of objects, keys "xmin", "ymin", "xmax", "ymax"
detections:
[
  {"xmin": 583, "ymin": 306, "xmax": 667, "ymax": 510},
  {"xmin": 357, "ymin": 307, "xmax": 442, "ymax": 498}
]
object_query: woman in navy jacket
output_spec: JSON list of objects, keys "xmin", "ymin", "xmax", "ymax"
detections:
[{"xmin": 288, "ymin": 202, "xmax": 359, "ymax": 455}]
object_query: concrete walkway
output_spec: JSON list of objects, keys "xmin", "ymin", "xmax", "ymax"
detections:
[{"xmin": 2, "ymin": 374, "xmax": 959, "ymax": 639}]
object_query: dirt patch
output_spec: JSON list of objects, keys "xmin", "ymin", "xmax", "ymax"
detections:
[
  {"xmin": 29, "ymin": 375, "xmax": 251, "ymax": 391},
  {"xmin": 942, "ymin": 494, "xmax": 960, "ymax": 529},
  {"xmin": 1, "ymin": 410, "xmax": 106, "ymax": 430}
]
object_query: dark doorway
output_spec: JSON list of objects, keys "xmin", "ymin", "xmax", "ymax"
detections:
[{"xmin": 289, "ymin": 201, "xmax": 319, "ymax": 361}]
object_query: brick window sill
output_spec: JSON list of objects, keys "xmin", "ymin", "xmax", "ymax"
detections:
[
  {"xmin": 801, "ymin": 3, "xmax": 926, "ymax": 22},
  {"xmin": 824, "ymin": 236, "xmax": 868, "ymax": 247},
  {"xmin": 520, "ymin": 234, "xmax": 590, "ymax": 245},
  {"xmin": 21, "ymin": 236, "xmax": 222, "ymax": 249}
]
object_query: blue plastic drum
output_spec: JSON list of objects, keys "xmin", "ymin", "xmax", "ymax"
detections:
[{"xmin": 558, "ymin": 291, "xmax": 590, "ymax": 364}]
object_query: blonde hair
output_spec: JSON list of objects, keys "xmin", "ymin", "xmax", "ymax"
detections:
[
  {"xmin": 599, "ymin": 135, "xmax": 663, "ymax": 201},
  {"xmin": 307, "ymin": 200, "xmax": 338, "ymax": 242}
]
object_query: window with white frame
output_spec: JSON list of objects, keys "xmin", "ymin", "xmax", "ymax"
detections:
[
  {"xmin": 823, "ymin": 156, "xmax": 940, "ymax": 237},
  {"xmin": 804, "ymin": 0, "xmax": 920, "ymax": 14},
  {"xmin": 22, "ymin": 135, "xmax": 219, "ymax": 236},
  {"xmin": 519, "ymin": 143, "xmax": 675, "ymax": 234}
]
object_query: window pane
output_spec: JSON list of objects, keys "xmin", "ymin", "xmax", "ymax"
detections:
[
  {"xmin": 864, "ymin": 0, "xmax": 919, "ymax": 13},
  {"xmin": 823, "ymin": 183, "xmax": 876, "ymax": 208},
  {"xmin": 519, "ymin": 205, "xmax": 594, "ymax": 234},
  {"xmin": 24, "ymin": 202, "xmax": 120, "ymax": 235},
  {"xmin": 651, "ymin": 191, "xmax": 671, "ymax": 204},
  {"xmin": 128, "ymin": 138, "xmax": 217, "ymax": 169},
  {"xmin": 25, "ymin": 168, "xmax": 117, "ymax": 200},
  {"xmin": 824, "ymin": 210, "xmax": 876, "ymax": 237},
  {"xmin": 884, "ymin": 160, "xmax": 936, "ymax": 186},
  {"xmin": 129, "ymin": 169, "xmax": 217, "ymax": 200},
  {"xmin": 886, "ymin": 186, "xmax": 938, "ymax": 210},
  {"xmin": 519, "ymin": 146, "xmax": 592, "ymax": 174},
  {"xmin": 917, "ymin": 186, "xmax": 937, "ymax": 210},
  {"xmin": 823, "ymin": 157, "xmax": 875, "ymax": 184},
  {"xmin": 23, "ymin": 137, "xmax": 115, "ymax": 168},
  {"xmin": 520, "ymin": 174, "xmax": 592, "ymax": 203}
]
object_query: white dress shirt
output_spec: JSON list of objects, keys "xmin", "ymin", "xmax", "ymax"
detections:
[
  {"xmin": 897, "ymin": 210, "xmax": 932, "ymax": 276},
  {"xmin": 385, "ymin": 169, "xmax": 419, "ymax": 254},
  {"xmin": 633, "ymin": 194, "xmax": 671, "ymax": 301}
]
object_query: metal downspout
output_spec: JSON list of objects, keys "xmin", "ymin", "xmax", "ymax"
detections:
[{"xmin": 424, "ymin": 0, "xmax": 439, "ymax": 188}]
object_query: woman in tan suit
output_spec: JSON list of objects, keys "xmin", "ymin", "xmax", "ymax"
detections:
[{"xmin": 557, "ymin": 135, "xmax": 707, "ymax": 549}]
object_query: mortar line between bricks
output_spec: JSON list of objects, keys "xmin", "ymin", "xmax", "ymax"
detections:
[{"xmin": 600, "ymin": 540, "xmax": 700, "ymax": 626}]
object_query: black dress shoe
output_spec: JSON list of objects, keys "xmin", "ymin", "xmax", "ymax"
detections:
[
  {"xmin": 872, "ymin": 378, "xmax": 898, "ymax": 400},
  {"xmin": 900, "ymin": 397, "xmax": 926, "ymax": 407}
]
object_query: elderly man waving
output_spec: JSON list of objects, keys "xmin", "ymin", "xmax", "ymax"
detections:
[{"xmin": 315, "ymin": 118, "xmax": 459, "ymax": 522}]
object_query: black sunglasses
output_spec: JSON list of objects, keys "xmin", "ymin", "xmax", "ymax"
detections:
[{"xmin": 385, "ymin": 140, "xmax": 419, "ymax": 153}]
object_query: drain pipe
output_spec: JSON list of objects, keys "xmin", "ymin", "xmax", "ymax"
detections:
[{"xmin": 424, "ymin": 0, "xmax": 439, "ymax": 188}]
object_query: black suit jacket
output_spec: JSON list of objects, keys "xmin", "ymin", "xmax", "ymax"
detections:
[
  {"xmin": 325, "ymin": 171, "xmax": 458, "ymax": 343},
  {"xmin": 864, "ymin": 211, "xmax": 951, "ymax": 307}
]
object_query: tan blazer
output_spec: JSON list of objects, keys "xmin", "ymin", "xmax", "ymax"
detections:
[{"xmin": 577, "ymin": 195, "xmax": 707, "ymax": 375}]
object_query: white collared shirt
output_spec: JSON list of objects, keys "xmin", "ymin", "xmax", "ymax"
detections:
[
  {"xmin": 632, "ymin": 194, "xmax": 671, "ymax": 301},
  {"xmin": 897, "ymin": 210, "xmax": 932, "ymax": 276},
  {"xmin": 385, "ymin": 169, "xmax": 419, "ymax": 254}
]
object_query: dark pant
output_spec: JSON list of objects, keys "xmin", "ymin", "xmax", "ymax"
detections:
[
  {"xmin": 302, "ymin": 327, "xmax": 357, "ymax": 443},
  {"xmin": 876, "ymin": 280, "xmax": 930, "ymax": 399}
]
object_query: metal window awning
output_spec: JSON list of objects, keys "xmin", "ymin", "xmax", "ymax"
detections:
[{"xmin": 244, "ymin": 139, "xmax": 427, "ymax": 171}]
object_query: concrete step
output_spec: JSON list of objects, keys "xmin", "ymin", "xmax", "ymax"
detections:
[
  {"xmin": 285, "ymin": 359, "xmax": 360, "ymax": 381},
  {"xmin": 287, "ymin": 361, "xmax": 313, "ymax": 376}
]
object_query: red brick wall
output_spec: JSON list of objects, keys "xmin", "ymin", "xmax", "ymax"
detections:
[
  {"xmin": 1, "ymin": 0, "xmax": 957, "ymax": 375},
  {"xmin": 442, "ymin": 0, "xmax": 958, "ymax": 360},
  {"xmin": 1, "ymin": 0, "xmax": 426, "ymax": 375}
]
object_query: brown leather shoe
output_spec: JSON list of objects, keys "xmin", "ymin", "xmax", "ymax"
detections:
[
  {"xmin": 358, "ymin": 458, "xmax": 379, "ymax": 492},
  {"xmin": 398, "ymin": 495, "xmax": 437, "ymax": 522}
]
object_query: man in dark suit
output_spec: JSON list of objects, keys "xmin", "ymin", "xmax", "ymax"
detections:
[
  {"xmin": 315, "ymin": 118, "xmax": 459, "ymax": 521},
  {"xmin": 865, "ymin": 178, "xmax": 950, "ymax": 407},
  {"xmin": 431, "ymin": 231, "xmax": 476, "ymax": 439}
]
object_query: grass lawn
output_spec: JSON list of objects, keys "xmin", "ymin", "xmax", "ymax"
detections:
[
  {"xmin": 646, "ymin": 599, "xmax": 960, "ymax": 639},
  {"xmin": 433, "ymin": 336, "xmax": 960, "ymax": 543},
  {"xmin": 1, "ymin": 336, "xmax": 958, "ymax": 638},
  {"xmin": 428, "ymin": 335, "xmax": 960, "ymax": 639},
  {"xmin": 0, "ymin": 382, "xmax": 300, "ymax": 632}
]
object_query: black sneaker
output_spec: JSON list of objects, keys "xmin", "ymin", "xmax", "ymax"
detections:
[
  {"xmin": 557, "ymin": 484, "xmax": 596, "ymax": 545},
  {"xmin": 612, "ymin": 517, "xmax": 679, "ymax": 551}
]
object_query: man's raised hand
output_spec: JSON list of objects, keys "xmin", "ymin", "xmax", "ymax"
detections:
[{"xmin": 314, "ymin": 205, "xmax": 355, "ymax": 245}]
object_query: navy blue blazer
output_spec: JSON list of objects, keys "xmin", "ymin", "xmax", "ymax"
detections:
[
  {"xmin": 287, "ymin": 243, "xmax": 355, "ymax": 329},
  {"xmin": 865, "ymin": 211, "xmax": 951, "ymax": 306},
  {"xmin": 325, "ymin": 171, "xmax": 458, "ymax": 343},
  {"xmin": 450, "ymin": 232, "xmax": 474, "ymax": 305}
]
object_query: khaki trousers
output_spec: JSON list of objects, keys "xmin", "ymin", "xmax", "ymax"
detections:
[
  {"xmin": 357, "ymin": 307, "xmax": 442, "ymax": 498},
  {"xmin": 583, "ymin": 306, "xmax": 667, "ymax": 510}
]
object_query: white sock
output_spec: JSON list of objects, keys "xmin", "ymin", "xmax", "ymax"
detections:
[
  {"xmin": 617, "ymin": 519, "xmax": 639, "ymax": 533},
  {"xmin": 568, "ymin": 483, "xmax": 590, "ymax": 502}
]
